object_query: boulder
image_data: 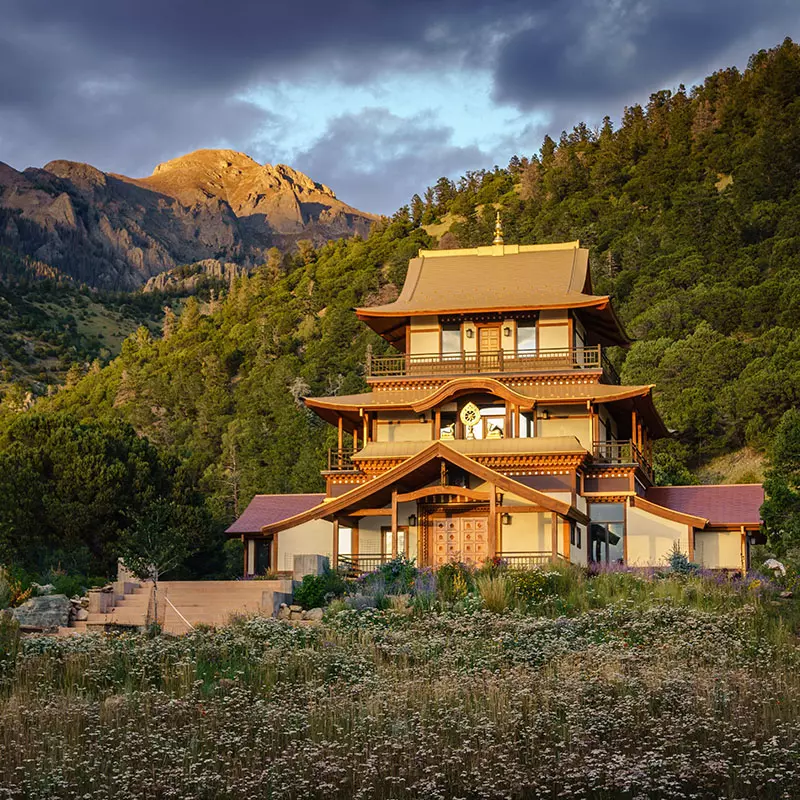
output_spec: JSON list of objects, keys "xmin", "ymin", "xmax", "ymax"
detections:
[
  {"xmin": 303, "ymin": 608, "xmax": 324, "ymax": 622},
  {"xmin": 31, "ymin": 582, "xmax": 55, "ymax": 595},
  {"xmin": 276, "ymin": 604, "xmax": 291, "ymax": 621},
  {"xmin": 12, "ymin": 594, "xmax": 72, "ymax": 630},
  {"xmin": 289, "ymin": 604, "xmax": 302, "ymax": 612},
  {"xmin": 74, "ymin": 608, "xmax": 89, "ymax": 621},
  {"xmin": 289, "ymin": 610, "xmax": 303, "ymax": 620}
]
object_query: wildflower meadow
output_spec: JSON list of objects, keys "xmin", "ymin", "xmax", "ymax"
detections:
[{"xmin": 1, "ymin": 563, "xmax": 800, "ymax": 799}]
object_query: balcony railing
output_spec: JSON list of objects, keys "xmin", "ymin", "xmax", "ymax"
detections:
[
  {"xmin": 327, "ymin": 448, "xmax": 357, "ymax": 472},
  {"xmin": 593, "ymin": 440, "xmax": 652, "ymax": 477},
  {"xmin": 367, "ymin": 346, "xmax": 619, "ymax": 384},
  {"xmin": 497, "ymin": 551, "xmax": 557, "ymax": 569},
  {"xmin": 338, "ymin": 554, "xmax": 388, "ymax": 575}
]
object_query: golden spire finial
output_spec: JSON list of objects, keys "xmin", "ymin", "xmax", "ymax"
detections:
[{"xmin": 493, "ymin": 209, "xmax": 504, "ymax": 245}]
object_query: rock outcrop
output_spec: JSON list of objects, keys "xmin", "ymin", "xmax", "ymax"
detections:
[
  {"xmin": 12, "ymin": 594, "xmax": 72, "ymax": 630},
  {"xmin": 0, "ymin": 149, "xmax": 376, "ymax": 289}
]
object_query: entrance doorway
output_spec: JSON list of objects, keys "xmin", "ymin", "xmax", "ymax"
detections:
[
  {"xmin": 478, "ymin": 326, "xmax": 501, "ymax": 371},
  {"xmin": 254, "ymin": 537, "xmax": 273, "ymax": 574},
  {"xmin": 431, "ymin": 514, "xmax": 489, "ymax": 566}
]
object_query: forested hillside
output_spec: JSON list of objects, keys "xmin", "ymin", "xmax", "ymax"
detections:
[{"xmin": 1, "ymin": 39, "xmax": 799, "ymax": 578}]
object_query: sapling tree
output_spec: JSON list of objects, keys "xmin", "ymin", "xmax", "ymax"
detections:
[{"xmin": 118, "ymin": 499, "xmax": 198, "ymax": 628}]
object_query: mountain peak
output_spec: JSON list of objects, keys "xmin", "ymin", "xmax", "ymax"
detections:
[{"xmin": 150, "ymin": 149, "xmax": 260, "ymax": 177}]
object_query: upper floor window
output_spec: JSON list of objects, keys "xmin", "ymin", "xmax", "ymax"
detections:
[
  {"xmin": 517, "ymin": 322, "xmax": 536, "ymax": 352},
  {"xmin": 441, "ymin": 323, "xmax": 460, "ymax": 354}
]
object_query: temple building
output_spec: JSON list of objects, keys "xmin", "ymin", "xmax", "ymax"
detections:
[{"xmin": 227, "ymin": 227, "xmax": 764, "ymax": 574}]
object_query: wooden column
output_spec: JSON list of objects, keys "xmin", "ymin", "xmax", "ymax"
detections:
[
  {"xmin": 488, "ymin": 486, "xmax": 497, "ymax": 557},
  {"xmin": 241, "ymin": 535, "xmax": 247, "ymax": 577},
  {"xmin": 504, "ymin": 402, "xmax": 511, "ymax": 436},
  {"xmin": 271, "ymin": 534, "xmax": 278, "ymax": 572},
  {"xmin": 631, "ymin": 409, "xmax": 638, "ymax": 448},
  {"xmin": 363, "ymin": 412, "xmax": 370, "ymax": 443},
  {"xmin": 434, "ymin": 408, "xmax": 441, "ymax": 440},
  {"xmin": 391, "ymin": 489, "xmax": 398, "ymax": 557},
  {"xmin": 352, "ymin": 523, "xmax": 359, "ymax": 558},
  {"xmin": 337, "ymin": 416, "xmax": 344, "ymax": 452},
  {"xmin": 563, "ymin": 521, "xmax": 570, "ymax": 562},
  {"xmin": 687, "ymin": 524, "xmax": 694, "ymax": 562},
  {"xmin": 532, "ymin": 403, "xmax": 538, "ymax": 438},
  {"xmin": 332, "ymin": 519, "xmax": 339, "ymax": 569},
  {"xmin": 591, "ymin": 404, "xmax": 599, "ymax": 447},
  {"xmin": 550, "ymin": 513, "xmax": 559, "ymax": 562},
  {"xmin": 515, "ymin": 405, "xmax": 521, "ymax": 438}
]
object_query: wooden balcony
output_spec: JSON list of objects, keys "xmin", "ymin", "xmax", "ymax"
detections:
[
  {"xmin": 327, "ymin": 448, "xmax": 356, "ymax": 472},
  {"xmin": 593, "ymin": 440, "xmax": 653, "ymax": 478},
  {"xmin": 366, "ymin": 345, "xmax": 620, "ymax": 384}
]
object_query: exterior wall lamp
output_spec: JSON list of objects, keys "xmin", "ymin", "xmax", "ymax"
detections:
[
  {"xmin": 408, "ymin": 514, "xmax": 417, "ymax": 527},
  {"xmin": 501, "ymin": 513, "xmax": 512, "ymax": 525},
  {"xmin": 465, "ymin": 328, "xmax": 474, "ymax": 339},
  {"xmin": 503, "ymin": 326, "xmax": 512, "ymax": 337}
]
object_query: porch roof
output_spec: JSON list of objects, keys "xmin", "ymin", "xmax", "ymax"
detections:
[
  {"xmin": 225, "ymin": 493, "xmax": 325, "ymax": 534},
  {"xmin": 262, "ymin": 441, "xmax": 590, "ymax": 534},
  {"xmin": 646, "ymin": 484, "xmax": 764, "ymax": 527}
]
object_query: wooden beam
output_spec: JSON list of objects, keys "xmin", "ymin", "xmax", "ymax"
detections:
[
  {"xmin": 497, "ymin": 504, "xmax": 550, "ymax": 514},
  {"xmin": 396, "ymin": 485, "xmax": 490, "ymax": 504},
  {"xmin": 349, "ymin": 508, "xmax": 392, "ymax": 517},
  {"xmin": 332, "ymin": 519, "xmax": 339, "ymax": 569},
  {"xmin": 488, "ymin": 485, "xmax": 497, "ymax": 557}
]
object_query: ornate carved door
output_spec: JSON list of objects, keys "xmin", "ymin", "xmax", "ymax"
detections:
[{"xmin": 432, "ymin": 516, "xmax": 489, "ymax": 566}]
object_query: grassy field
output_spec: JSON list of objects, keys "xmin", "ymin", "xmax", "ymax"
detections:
[{"xmin": 1, "ymin": 566, "xmax": 799, "ymax": 799}]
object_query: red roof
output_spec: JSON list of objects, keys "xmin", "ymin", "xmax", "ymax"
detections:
[
  {"xmin": 226, "ymin": 494, "xmax": 326, "ymax": 534},
  {"xmin": 646, "ymin": 484, "xmax": 764, "ymax": 526}
]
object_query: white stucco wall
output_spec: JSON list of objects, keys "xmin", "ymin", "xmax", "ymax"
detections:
[
  {"xmin": 695, "ymin": 530, "xmax": 744, "ymax": 570},
  {"xmin": 276, "ymin": 519, "xmax": 334, "ymax": 572},
  {"xmin": 408, "ymin": 316, "xmax": 440, "ymax": 356},
  {"xmin": 626, "ymin": 505, "xmax": 689, "ymax": 566}
]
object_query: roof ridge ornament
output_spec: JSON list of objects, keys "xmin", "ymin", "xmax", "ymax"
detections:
[{"xmin": 493, "ymin": 210, "xmax": 504, "ymax": 245}]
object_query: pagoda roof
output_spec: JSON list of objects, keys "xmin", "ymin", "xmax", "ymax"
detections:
[
  {"xmin": 304, "ymin": 377, "xmax": 668, "ymax": 437},
  {"xmin": 355, "ymin": 241, "xmax": 628, "ymax": 345},
  {"xmin": 646, "ymin": 484, "xmax": 764, "ymax": 527}
]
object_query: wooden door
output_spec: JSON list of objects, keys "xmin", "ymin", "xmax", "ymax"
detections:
[
  {"xmin": 431, "ymin": 516, "xmax": 489, "ymax": 567},
  {"xmin": 478, "ymin": 326, "xmax": 501, "ymax": 371}
]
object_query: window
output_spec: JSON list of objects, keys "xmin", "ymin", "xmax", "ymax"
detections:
[
  {"xmin": 570, "ymin": 523, "xmax": 582, "ymax": 549},
  {"xmin": 588, "ymin": 503, "xmax": 625, "ymax": 563},
  {"xmin": 517, "ymin": 322, "xmax": 537, "ymax": 352},
  {"xmin": 381, "ymin": 527, "xmax": 407, "ymax": 558},
  {"xmin": 441, "ymin": 324, "xmax": 460, "ymax": 355}
]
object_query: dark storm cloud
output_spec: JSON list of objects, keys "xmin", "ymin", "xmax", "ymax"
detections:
[
  {"xmin": 493, "ymin": 0, "xmax": 797, "ymax": 107},
  {"xmin": 0, "ymin": 0, "xmax": 798, "ymax": 213},
  {"xmin": 290, "ymin": 109, "xmax": 493, "ymax": 212}
]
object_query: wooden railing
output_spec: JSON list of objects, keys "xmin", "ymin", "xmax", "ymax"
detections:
[
  {"xmin": 593, "ymin": 440, "xmax": 653, "ymax": 478},
  {"xmin": 367, "ymin": 346, "xmax": 620, "ymax": 384},
  {"xmin": 497, "ymin": 552, "xmax": 557, "ymax": 569},
  {"xmin": 338, "ymin": 554, "xmax": 388, "ymax": 575},
  {"xmin": 327, "ymin": 448, "xmax": 357, "ymax": 472}
]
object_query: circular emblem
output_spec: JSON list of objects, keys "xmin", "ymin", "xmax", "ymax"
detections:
[{"xmin": 459, "ymin": 401, "xmax": 481, "ymax": 429}]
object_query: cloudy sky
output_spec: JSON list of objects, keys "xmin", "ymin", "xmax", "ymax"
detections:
[{"xmin": 1, "ymin": 1, "xmax": 798, "ymax": 214}]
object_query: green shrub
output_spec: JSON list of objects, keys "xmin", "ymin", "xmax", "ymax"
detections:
[
  {"xmin": 294, "ymin": 567, "xmax": 347, "ymax": 609},
  {"xmin": 437, "ymin": 562, "xmax": 473, "ymax": 602},
  {"xmin": 508, "ymin": 569, "xmax": 560, "ymax": 608},
  {"xmin": 376, "ymin": 555, "xmax": 418, "ymax": 593}
]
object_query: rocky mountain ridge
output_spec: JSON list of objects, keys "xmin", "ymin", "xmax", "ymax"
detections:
[{"xmin": 0, "ymin": 149, "xmax": 376, "ymax": 289}]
